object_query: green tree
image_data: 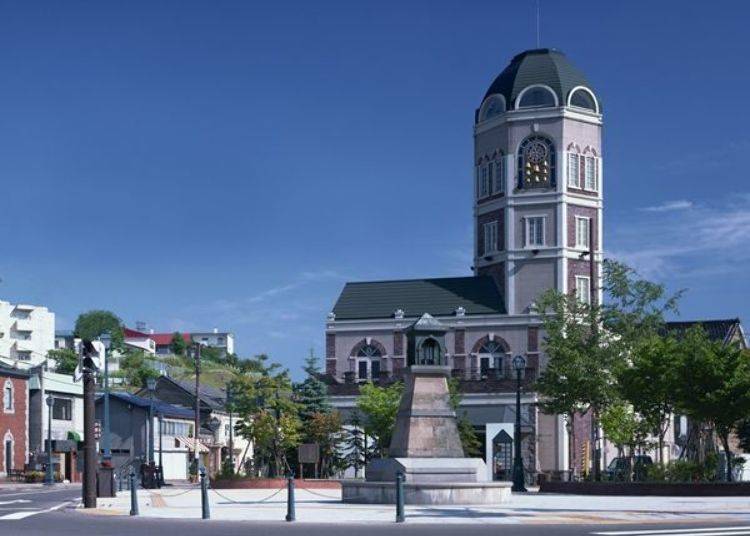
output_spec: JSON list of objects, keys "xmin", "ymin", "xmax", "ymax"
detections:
[
  {"xmin": 170, "ymin": 332, "xmax": 187, "ymax": 356},
  {"xmin": 600, "ymin": 402, "xmax": 650, "ymax": 480},
  {"xmin": 344, "ymin": 411, "xmax": 368, "ymax": 478},
  {"xmin": 74, "ymin": 310, "xmax": 124, "ymax": 348},
  {"xmin": 619, "ymin": 335, "xmax": 682, "ymax": 466},
  {"xmin": 356, "ymin": 381, "xmax": 403, "ymax": 457},
  {"xmin": 675, "ymin": 328, "xmax": 750, "ymax": 481},
  {"xmin": 294, "ymin": 350, "xmax": 331, "ymax": 423},
  {"xmin": 307, "ymin": 411, "xmax": 346, "ymax": 477},
  {"xmin": 535, "ymin": 289, "xmax": 621, "ymax": 477},
  {"xmin": 230, "ymin": 355, "xmax": 302, "ymax": 477},
  {"xmin": 48, "ymin": 349, "xmax": 78, "ymax": 375},
  {"xmin": 115, "ymin": 350, "xmax": 160, "ymax": 388},
  {"xmin": 448, "ymin": 378, "xmax": 482, "ymax": 457}
]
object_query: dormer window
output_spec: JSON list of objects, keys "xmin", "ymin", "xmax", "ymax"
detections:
[
  {"xmin": 517, "ymin": 85, "xmax": 558, "ymax": 109},
  {"xmin": 478, "ymin": 94, "xmax": 506, "ymax": 122},
  {"xmin": 568, "ymin": 87, "xmax": 599, "ymax": 113}
]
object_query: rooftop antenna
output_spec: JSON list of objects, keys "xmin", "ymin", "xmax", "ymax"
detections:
[{"xmin": 536, "ymin": 0, "xmax": 541, "ymax": 48}]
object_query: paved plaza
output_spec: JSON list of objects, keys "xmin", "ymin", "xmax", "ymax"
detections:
[{"xmin": 90, "ymin": 486, "xmax": 750, "ymax": 525}]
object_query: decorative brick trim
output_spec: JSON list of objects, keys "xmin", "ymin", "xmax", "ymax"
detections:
[
  {"xmin": 454, "ymin": 329, "xmax": 465, "ymax": 355},
  {"xmin": 325, "ymin": 359, "xmax": 337, "ymax": 376},
  {"xmin": 567, "ymin": 205, "xmax": 598, "ymax": 250},
  {"xmin": 325, "ymin": 333, "xmax": 335, "ymax": 359},
  {"xmin": 527, "ymin": 327, "xmax": 539, "ymax": 353},
  {"xmin": 393, "ymin": 332, "xmax": 403, "ymax": 356}
]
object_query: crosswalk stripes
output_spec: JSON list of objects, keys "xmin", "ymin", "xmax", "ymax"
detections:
[
  {"xmin": 592, "ymin": 527, "xmax": 750, "ymax": 536},
  {"xmin": 0, "ymin": 501, "xmax": 71, "ymax": 521}
]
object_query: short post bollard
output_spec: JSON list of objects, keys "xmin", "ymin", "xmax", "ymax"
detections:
[
  {"xmin": 129, "ymin": 469, "xmax": 139, "ymax": 516},
  {"xmin": 200, "ymin": 467, "xmax": 210, "ymax": 520},
  {"xmin": 395, "ymin": 471, "xmax": 405, "ymax": 523},
  {"xmin": 285, "ymin": 475, "xmax": 296, "ymax": 522}
]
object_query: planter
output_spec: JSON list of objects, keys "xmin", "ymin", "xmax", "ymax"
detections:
[{"xmin": 539, "ymin": 481, "xmax": 750, "ymax": 496}]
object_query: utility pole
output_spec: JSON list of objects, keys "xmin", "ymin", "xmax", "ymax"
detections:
[
  {"xmin": 80, "ymin": 341, "xmax": 98, "ymax": 508},
  {"xmin": 227, "ymin": 382, "xmax": 234, "ymax": 475},
  {"xmin": 193, "ymin": 343, "xmax": 201, "ymax": 474}
]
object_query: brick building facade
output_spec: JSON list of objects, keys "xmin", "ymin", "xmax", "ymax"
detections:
[{"xmin": 1, "ymin": 365, "xmax": 29, "ymax": 476}]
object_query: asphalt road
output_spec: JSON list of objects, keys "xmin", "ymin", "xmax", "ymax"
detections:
[{"xmin": 3, "ymin": 488, "xmax": 750, "ymax": 536}]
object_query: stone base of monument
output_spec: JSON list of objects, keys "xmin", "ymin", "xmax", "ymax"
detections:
[
  {"xmin": 341, "ymin": 480, "xmax": 511, "ymax": 505},
  {"xmin": 340, "ymin": 458, "xmax": 512, "ymax": 505}
]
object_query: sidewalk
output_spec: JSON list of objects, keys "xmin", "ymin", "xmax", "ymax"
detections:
[{"xmin": 88, "ymin": 485, "xmax": 750, "ymax": 525}]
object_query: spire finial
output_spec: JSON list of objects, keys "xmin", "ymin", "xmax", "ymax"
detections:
[{"xmin": 536, "ymin": 0, "xmax": 541, "ymax": 48}]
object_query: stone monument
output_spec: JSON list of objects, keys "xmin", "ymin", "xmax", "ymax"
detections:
[{"xmin": 341, "ymin": 313, "xmax": 511, "ymax": 504}]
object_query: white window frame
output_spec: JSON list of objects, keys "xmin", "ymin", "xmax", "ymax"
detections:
[
  {"xmin": 575, "ymin": 276, "xmax": 591, "ymax": 304},
  {"xmin": 477, "ymin": 164, "xmax": 490, "ymax": 198},
  {"xmin": 584, "ymin": 157, "xmax": 597, "ymax": 191},
  {"xmin": 3, "ymin": 380, "xmax": 13, "ymax": 413},
  {"xmin": 524, "ymin": 216, "xmax": 546, "ymax": 248},
  {"xmin": 483, "ymin": 221, "xmax": 499, "ymax": 255},
  {"xmin": 567, "ymin": 152, "xmax": 581, "ymax": 188},
  {"xmin": 575, "ymin": 216, "xmax": 591, "ymax": 250}
]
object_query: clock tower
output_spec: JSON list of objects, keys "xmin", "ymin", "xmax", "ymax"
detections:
[{"xmin": 473, "ymin": 48, "xmax": 603, "ymax": 314}]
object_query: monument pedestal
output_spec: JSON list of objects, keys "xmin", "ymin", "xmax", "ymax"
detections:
[{"xmin": 342, "ymin": 324, "xmax": 511, "ymax": 505}]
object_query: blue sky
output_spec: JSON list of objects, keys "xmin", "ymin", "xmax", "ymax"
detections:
[{"xmin": 1, "ymin": 1, "xmax": 748, "ymax": 378}]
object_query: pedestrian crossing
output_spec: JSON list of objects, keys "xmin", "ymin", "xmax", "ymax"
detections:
[
  {"xmin": 0, "ymin": 501, "xmax": 71, "ymax": 521},
  {"xmin": 593, "ymin": 526, "xmax": 750, "ymax": 536}
]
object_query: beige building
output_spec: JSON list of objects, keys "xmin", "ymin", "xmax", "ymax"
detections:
[{"xmin": 0, "ymin": 301, "xmax": 55, "ymax": 368}]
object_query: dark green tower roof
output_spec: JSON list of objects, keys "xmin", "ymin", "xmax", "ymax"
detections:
[{"xmin": 482, "ymin": 48, "xmax": 595, "ymax": 110}]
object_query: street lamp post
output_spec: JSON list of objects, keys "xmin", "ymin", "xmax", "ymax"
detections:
[
  {"xmin": 227, "ymin": 383, "xmax": 234, "ymax": 475},
  {"xmin": 44, "ymin": 395, "xmax": 54, "ymax": 486},
  {"xmin": 146, "ymin": 378, "xmax": 156, "ymax": 465},
  {"xmin": 158, "ymin": 413, "xmax": 164, "ymax": 486},
  {"xmin": 511, "ymin": 355, "xmax": 527, "ymax": 493}
]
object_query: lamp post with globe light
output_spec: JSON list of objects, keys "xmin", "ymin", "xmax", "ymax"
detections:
[
  {"xmin": 511, "ymin": 354, "xmax": 527, "ymax": 493},
  {"xmin": 44, "ymin": 395, "xmax": 54, "ymax": 486}
]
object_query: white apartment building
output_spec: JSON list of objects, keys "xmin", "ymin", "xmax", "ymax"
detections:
[{"xmin": 0, "ymin": 301, "xmax": 55, "ymax": 367}]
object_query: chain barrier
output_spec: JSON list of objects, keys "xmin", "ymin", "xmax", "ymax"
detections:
[
  {"xmin": 209, "ymin": 486, "xmax": 286, "ymax": 504},
  {"xmin": 147, "ymin": 484, "xmax": 201, "ymax": 498},
  {"xmin": 294, "ymin": 484, "xmax": 342, "ymax": 500}
]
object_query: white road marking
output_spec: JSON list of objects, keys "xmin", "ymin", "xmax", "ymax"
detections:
[
  {"xmin": 593, "ymin": 528, "xmax": 750, "ymax": 536},
  {"xmin": 0, "ymin": 500, "xmax": 31, "ymax": 505},
  {"xmin": 0, "ymin": 501, "xmax": 70, "ymax": 521}
]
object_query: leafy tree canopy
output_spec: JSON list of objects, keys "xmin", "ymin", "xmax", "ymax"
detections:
[
  {"xmin": 74, "ymin": 310, "xmax": 124, "ymax": 349},
  {"xmin": 356, "ymin": 381, "xmax": 403, "ymax": 457},
  {"xmin": 48, "ymin": 349, "xmax": 78, "ymax": 375}
]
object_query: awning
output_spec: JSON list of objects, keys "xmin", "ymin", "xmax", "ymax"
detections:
[{"xmin": 174, "ymin": 437, "xmax": 209, "ymax": 453}]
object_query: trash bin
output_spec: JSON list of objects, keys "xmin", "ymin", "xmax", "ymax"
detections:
[{"xmin": 97, "ymin": 466, "xmax": 116, "ymax": 497}]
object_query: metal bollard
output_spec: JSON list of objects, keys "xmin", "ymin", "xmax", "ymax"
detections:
[
  {"xmin": 285, "ymin": 475, "xmax": 296, "ymax": 522},
  {"xmin": 129, "ymin": 470, "xmax": 139, "ymax": 516},
  {"xmin": 395, "ymin": 471, "xmax": 405, "ymax": 523},
  {"xmin": 200, "ymin": 467, "xmax": 210, "ymax": 520}
]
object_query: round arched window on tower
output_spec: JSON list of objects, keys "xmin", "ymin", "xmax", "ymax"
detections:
[{"xmin": 517, "ymin": 136, "xmax": 556, "ymax": 189}]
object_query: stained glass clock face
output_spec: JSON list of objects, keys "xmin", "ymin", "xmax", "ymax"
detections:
[{"xmin": 525, "ymin": 141, "xmax": 547, "ymax": 164}]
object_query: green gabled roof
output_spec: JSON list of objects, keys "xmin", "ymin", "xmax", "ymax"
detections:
[
  {"xmin": 482, "ymin": 48, "xmax": 594, "ymax": 109},
  {"xmin": 332, "ymin": 276, "xmax": 506, "ymax": 321}
]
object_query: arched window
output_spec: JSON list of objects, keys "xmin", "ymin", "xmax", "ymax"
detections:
[
  {"xmin": 517, "ymin": 85, "xmax": 558, "ymax": 109},
  {"xmin": 356, "ymin": 344, "xmax": 382, "ymax": 381},
  {"xmin": 419, "ymin": 338, "xmax": 441, "ymax": 366},
  {"xmin": 568, "ymin": 87, "xmax": 598, "ymax": 113},
  {"xmin": 3, "ymin": 380, "xmax": 12, "ymax": 412},
  {"xmin": 478, "ymin": 341, "xmax": 506, "ymax": 377},
  {"xmin": 517, "ymin": 136, "xmax": 556, "ymax": 189},
  {"xmin": 479, "ymin": 94, "xmax": 506, "ymax": 122},
  {"xmin": 3, "ymin": 431, "xmax": 13, "ymax": 472}
]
